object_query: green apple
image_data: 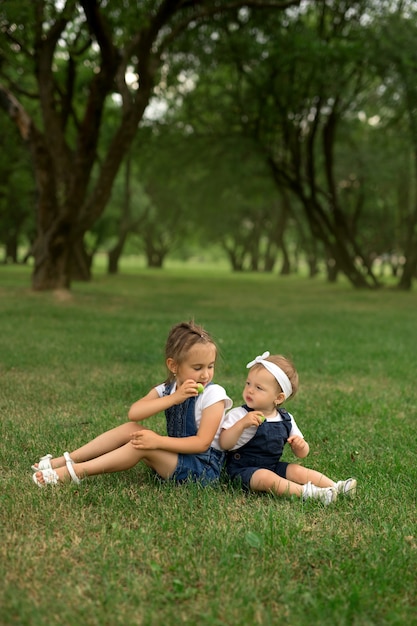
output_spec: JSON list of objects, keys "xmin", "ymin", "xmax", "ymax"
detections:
[
  {"xmin": 258, "ymin": 414, "xmax": 266, "ymax": 423},
  {"xmin": 197, "ymin": 383, "xmax": 204, "ymax": 394}
]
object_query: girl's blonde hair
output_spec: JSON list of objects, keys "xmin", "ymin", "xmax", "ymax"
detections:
[{"xmin": 164, "ymin": 321, "xmax": 217, "ymax": 383}]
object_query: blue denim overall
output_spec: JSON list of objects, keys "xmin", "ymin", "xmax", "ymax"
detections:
[
  {"xmin": 163, "ymin": 383, "xmax": 225, "ymax": 485},
  {"xmin": 225, "ymin": 405, "xmax": 292, "ymax": 490}
]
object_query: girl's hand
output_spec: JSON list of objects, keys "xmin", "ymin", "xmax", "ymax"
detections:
[
  {"xmin": 130, "ymin": 429, "xmax": 161, "ymax": 450},
  {"xmin": 173, "ymin": 379, "xmax": 201, "ymax": 404}
]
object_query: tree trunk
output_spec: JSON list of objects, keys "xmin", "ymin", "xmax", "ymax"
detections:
[
  {"xmin": 300, "ymin": 192, "xmax": 377, "ymax": 288},
  {"xmin": 4, "ymin": 237, "xmax": 18, "ymax": 264},
  {"xmin": 397, "ymin": 246, "xmax": 417, "ymax": 289},
  {"xmin": 279, "ymin": 243, "xmax": 291, "ymax": 275},
  {"xmin": 71, "ymin": 239, "xmax": 92, "ymax": 281},
  {"xmin": 108, "ymin": 231, "xmax": 128, "ymax": 274},
  {"xmin": 32, "ymin": 226, "xmax": 72, "ymax": 290},
  {"xmin": 306, "ymin": 254, "xmax": 319, "ymax": 278},
  {"xmin": 222, "ymin": 242, "xmax": 245, "ymax": 271},
  {"xmin": 325, "ymin": 258, "xmax": 339, "ymax": 283}
]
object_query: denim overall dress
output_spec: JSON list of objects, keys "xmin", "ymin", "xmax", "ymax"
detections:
[
  {"xmin": 225, "ymin": 404, "xmax": 293, "ymax": 490},
  {"xmin": 163, "ymin": 383, "xmax": 225, "ymax": 485}
]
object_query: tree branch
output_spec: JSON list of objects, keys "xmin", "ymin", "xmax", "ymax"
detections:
[
  {"xmin": 157, "ymin": 0, "xmax": 303, "ymax": 54},
  {"xmin": 0, "ymin": 84, "xmax": 32, "ymax": 140}
]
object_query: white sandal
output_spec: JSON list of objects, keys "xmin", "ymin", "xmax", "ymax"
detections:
[
  {"xmin": 31, "ymin": 454, "xmax": 53, "ymax": 472},
  {"xmin": 65, "ymin": 455, "xmax": 81, "ymax": 485},
  {"xmin": 32, "ymin": 455, "xmax": 81, "ymax": 487},
  {"xmin": 31, "ymin": 451, "xmax": 74, "ymax": 473},
  {"xmin": 32, "ymin": 467, "xmax": 59, "ymax": 487}
]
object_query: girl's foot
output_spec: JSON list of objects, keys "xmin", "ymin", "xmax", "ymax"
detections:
[
  {"xmin": 32, "ymin": 458, "xmax": 81, "ymax": 487},
  {"xmin": 31, "ymin": 452, "xmax": 73, "ymax": 472}
]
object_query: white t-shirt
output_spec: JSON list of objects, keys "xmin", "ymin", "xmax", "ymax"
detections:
[
  {"xmin": 155, "ymin": 382, "xmax": 233, "ymax": 451},
  {"xmin": 221, "ymin": 406, "xmax": 303, "ymax": 451}
]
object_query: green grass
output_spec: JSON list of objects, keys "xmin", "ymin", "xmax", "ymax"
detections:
[{"xmin": 1, "ymin": 264, "xmax": 417, "ymax": 626}]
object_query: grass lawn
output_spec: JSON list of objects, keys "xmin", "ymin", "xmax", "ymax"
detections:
[{"xmin": 1, "ymin": 264, "xmax": 416, "ymax": 626}]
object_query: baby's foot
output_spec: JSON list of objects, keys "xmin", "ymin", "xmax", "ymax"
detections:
[
  {"xmin": 303, "ymin": 481, "xmax": 338, "ymax": 505},
  {"xmin": 335, "ymin": 478, "xmax": 357, "ymax": 497}
]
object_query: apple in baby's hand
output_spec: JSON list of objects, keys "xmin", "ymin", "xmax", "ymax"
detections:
[
  {"xmin": 196, "ymin": 383, "xmax": 204, "ymax": 394},
  {"xmin": 258, "ymin": 414, "xmax": 266, "ymax": 423}
]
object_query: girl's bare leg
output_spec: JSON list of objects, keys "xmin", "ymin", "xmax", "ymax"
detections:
[
  {"xmin": 35, "ymin": 422, "xmax": 144, "ymax": 469},
  {"xmin": 34, "ymin": 441, "xmax": 179, "ymax": 485},
  {"xmin": 286, "ymin": 463, "xmax": 334, "ymax": 488}
]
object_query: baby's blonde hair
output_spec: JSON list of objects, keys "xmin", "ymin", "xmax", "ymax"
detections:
[{"xmin": 251, "ymin": 354, "xmax": 299, "ymax": 400}]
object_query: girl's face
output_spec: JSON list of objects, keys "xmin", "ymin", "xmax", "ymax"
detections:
[
  {"xmin": 171, "ymin": 343, "xmax": 217, "ymax": 387},
  {"xmin": 243, "ymin": 366, "xmax": 284, "ymax": 414}
]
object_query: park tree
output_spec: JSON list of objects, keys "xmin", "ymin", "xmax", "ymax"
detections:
[
  {"xmin": 366, "ymin": 9, "xmax": 417, "ymax": 289},
  {"xmin": 208, "ymin": 1, "xmax": 383, "ymax": 287},
  {"xmin": 132, "ymin": 127, "xmax": 202, "ymax": 269},
  {"xmin": 153, "ymin": 1, "xmax": 378, "ymax": 285},
  {"xmin": 0, "ymin": 0, "xmax": 301, "ymax": 291},
  {"xmin": 0, "ymin": 120, "xmax": 35, "ymax": 262},
  {"xmin": 189, "ymin": 138, "xmax": 292, "ymax": 273},
  {"xmin": 86, "ymin": 150, "xmax": 149, "ymax": 274},
  {"xmin": 160, "ymin": 51, "xmax": 299, "ymax": 274},
  {"xmin": 166, "ymin": 0, "xmax": 417, "ymax": 288}
]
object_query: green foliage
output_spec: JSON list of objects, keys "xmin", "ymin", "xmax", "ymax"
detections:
[
  {"xmin": 0, "ymin": 117, "xmax": 35, "ymax": 258},
  {"xmin": 3, "ymin": 1, "xmax": 417, "ymax": 288},
  {"xmin": 1, "ymin": 265, "xmax": 417, "ymax": 625}
]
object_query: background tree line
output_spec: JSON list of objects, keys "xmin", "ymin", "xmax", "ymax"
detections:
[{"xmin": 1, "ymin": 0, "xmax": 417, "ymax": 290}]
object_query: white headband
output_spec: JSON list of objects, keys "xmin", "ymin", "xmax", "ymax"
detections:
[{"xmin": 246, "ymin": 351, "xmax": 293, "ymax": 400}]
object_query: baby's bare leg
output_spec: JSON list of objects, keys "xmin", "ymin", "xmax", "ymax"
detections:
[
  {"xmin": 250, "ymin": 468, "xmax": 304, "ymax": 497},
  {"xmin": 248, "ymin": 467, "xmax": 338, "ymax": 505},
  {"xmin": 286, "ymin": 463, "xmax": 334, "ymax": 488}
]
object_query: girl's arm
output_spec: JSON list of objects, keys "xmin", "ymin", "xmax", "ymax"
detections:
[
  {"xmin": 128, "ymin": 379, "xmax": 199, "ymax": 422},
  {"xmin": 219, "ymin": 411, "xmax": 263, "ymax": 450},
  {"xmin": 130, "ymin": 400, "xmax": 226, "ymax": 454}
]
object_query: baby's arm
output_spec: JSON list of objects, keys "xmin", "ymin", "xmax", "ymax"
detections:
[
  {"xmin": 219, "ymin": 411, "xmax": 264, "ymax": 450},
  {"xmin": 287, "ymin": 435, "xmax": 310, "ymax": 458}
]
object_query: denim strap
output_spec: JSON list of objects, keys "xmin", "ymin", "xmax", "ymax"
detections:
[{"xmin": 164, "ymin": 384, "xmax": 197, "ymax": 438}]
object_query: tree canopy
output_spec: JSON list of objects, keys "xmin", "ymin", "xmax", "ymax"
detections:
[
  {"xmin": 0, "ymin": 0, "xmax": 301, "ymax": 289},
  {"xmin": 2, "ymin": 0, "xmax": 417, "ymax": 289}
]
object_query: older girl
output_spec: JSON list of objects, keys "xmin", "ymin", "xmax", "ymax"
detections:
[{"xmin": 33, "ymin": 321, "xmax": 232, "ymax": 487}]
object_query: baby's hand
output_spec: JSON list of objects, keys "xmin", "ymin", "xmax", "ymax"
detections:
[
  {"xmin": 246, "ymin": 411, "xmax": 266, "ymax": 428},
  {"xmin": 287, "ymin": 435, "xmax": 307, "ymax": 453}
]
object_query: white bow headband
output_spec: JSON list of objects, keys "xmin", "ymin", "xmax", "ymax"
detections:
[{"xmin": 246, "ymin": 351, "xmax": 293, "ymax": 399}]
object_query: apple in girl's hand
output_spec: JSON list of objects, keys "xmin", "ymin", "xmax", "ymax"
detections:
[
  {"xmin": 258, "ymin": 414, "xmax": 266, "ymax": 423},
  {"xmin": 197, "ymin": 383, "xmax": 204, "ymax": 394}
]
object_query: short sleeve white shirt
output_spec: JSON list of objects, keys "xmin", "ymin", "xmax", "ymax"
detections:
[{"xmin": 221, "ymin": 406, "xmax": 303, "ymax": 450}]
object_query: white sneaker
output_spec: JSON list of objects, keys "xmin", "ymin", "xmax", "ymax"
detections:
[
  {"xmin": 335, "ymin": 478, "xmax": 357, "ymax": 497},
  {"xmin": 303, "ymin": 481, "xmax": 338, "ymax": 505}
]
